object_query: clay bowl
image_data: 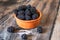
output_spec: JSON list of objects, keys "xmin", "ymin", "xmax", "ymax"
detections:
[{"xmin": 14, "ymin": 9, "xmax": 42, "ymax": 29}]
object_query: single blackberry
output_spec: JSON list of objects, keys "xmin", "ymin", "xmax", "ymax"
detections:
[
  {"xmin": 32, "ymin": 14, "xmax": 38, "ymax": 19},
  {"xmin": 21, "ymin": 34, "xmax": 27, "ymax": 39},
  {"xmin": 18, "ymin": 5, "xmax": 26, "ymax": 11},
  {"xmin": 18, "ymin": 11, "xmax": 25, "ymax": 15},
  {"xmin": 26, "ymin": 5, "xmax": 31, "ymax": 10},
  {"xmin": 37, "ymin": 26, "xmax": 43, "ymax": 33},
  {"xmin": 25, "ymin": 9, "xmax": 31, "ymax": 16},
  {"xmin": 30, "ymin": 7, "xmax": 37, "ymax": 14},
  {"xmin": 17, "ymin": 15, "xmax": 25, "ymax": 20},
  {"xmin": 7, "ymin": 26, "xmax": 15, "ymax": 33},
  {"xmin": 25, "ymin": 15, "xmax": 32, "ymax": 20},
  {"xmin": 13, "ymin": 9, "xmax": 18, "ymax": 16}
]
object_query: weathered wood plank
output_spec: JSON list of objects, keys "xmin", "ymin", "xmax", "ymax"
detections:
[
  {"xmin": 36, "ymin": 0, "xmax": 48, "ymax": 11},
  {"xmin": 27, "ymin": 0, "xmax": 40, "ymax": 7},
  {"xmin": 51, "ymin": 6, "xmax": 60, "ymax": 40}
]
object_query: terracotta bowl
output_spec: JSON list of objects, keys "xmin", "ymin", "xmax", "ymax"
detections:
[{"xmin": 14, "ymin": 10, "xmax": 42, "ymax": 29}]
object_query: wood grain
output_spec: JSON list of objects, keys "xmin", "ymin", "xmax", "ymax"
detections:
[{"xmin": 51, "ymin": 6, "xmax": 60, "ymax": 40}]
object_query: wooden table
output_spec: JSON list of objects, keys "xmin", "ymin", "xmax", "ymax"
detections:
[{"xmin": 0, "ymin": 0, "xmax": 59, "ymax": 40}]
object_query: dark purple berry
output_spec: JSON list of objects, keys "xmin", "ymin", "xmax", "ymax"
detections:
[
  {"xmin": 26, "ymin": 5, "xmax": 31, "ymax": 10},
  {"xmin": 21, "ymin": 34, "xmax": 27, "ymax": 39},
  {"xmin": 37, "ymin": 26, "xmax": 42, "ymax": 33},
  {"xmin": 25, "ymin": 15, "xmax": 32, "ymax": 20},
  {"xmin": 30, "ymin": 7, "xmax": 37, "ymax": 14},
  {"xmin": 32, "ymin": 14, "xmax": 38, "ymax": 19},
  {"xmin": 17, "ymin": 15, "xmax": 25, "ymax": 20},
  {"xmin": 27, "ymin": 5, "xmax": 31, "ymax": 8},
  {"xmin": 25, "ymin": 9, "xmax": 31, "ymax": 16},
  {"xmin": 7, "ymin": 26, "xmax": 15, "ymax": 33},
  {"xmin": 18, "ymin": 11, "xmax": 25, "ymax": 15},
  {"xmin": 18, "ymin": 5, "xmax": 26, "ymax": 11},
  {"xmin": 14, "ymin": 9, "xmax": 18, "ymax": 16}
]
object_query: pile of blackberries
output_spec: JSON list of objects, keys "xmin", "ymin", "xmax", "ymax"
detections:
[{"xmin": 14, "ymin": 5, "xmax": 39, "ymax": 20}]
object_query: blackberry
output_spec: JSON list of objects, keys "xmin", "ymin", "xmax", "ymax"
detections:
[
  {"xmin": 30, "ymin": 7, "xmax": 36, "ymax": 14},
  {"xmin": 18, "ymin": 11, "xmax": 25, "ymax": 15},
  {"xmin": 7, "ymin": 26, "xmax": 15, "ymax": 33},
  {"xmin": 18, "ymin": 5, "xmax": 26, "ymax": 11},
  {"xmin": 21, "ymin": 34, "xmax": 27, "ymax": 39},
  {"xmin": 26, "ymin": 5, "xmax": 31, "ymax": 10},
  {"xmin": 25, "ymin": 9, "xmax": 31, "ymax": 16},
  {"xmin": 17, "ymin": 15, "xmax": 25, "ymax": 20},
  {"xmin": 25, "ymin": 15, "xmax": 32, "ymax": 20},
  {"xmin": 13, "ymin": 9, "xmax": 18, "ymax": 16},
  {"xmin": 37, "ymin": 26, "xmax": 43, "ymax": 33},
  {"xmin": 32, "ymin": 14, "xmax": 38, "ymax": 19}
]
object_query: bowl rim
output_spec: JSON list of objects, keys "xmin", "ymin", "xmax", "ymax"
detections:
[{"xmin": 14, "ymin": 10, "xmax": 42, "ymax": 22}]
